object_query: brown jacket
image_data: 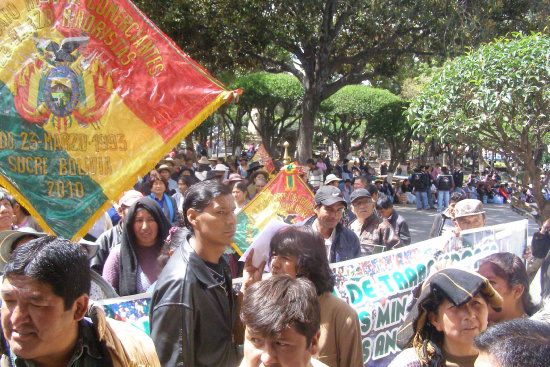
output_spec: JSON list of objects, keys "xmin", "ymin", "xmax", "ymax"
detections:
[{"xmin": 316, "ymin": 292, "xmax": 363, "ymax": 367}]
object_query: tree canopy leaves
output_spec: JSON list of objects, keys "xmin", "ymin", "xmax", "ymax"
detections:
[
  {"xmin": 409, "ymin": 33, "xmax": 550, "ymax": 219},
  {"xmin": 319, "ymin": 85, "xmax": 410, "ymax": 169},
  {"xmin": 232, "ymin": 72, "xmax": 304, "ymax": 156}
]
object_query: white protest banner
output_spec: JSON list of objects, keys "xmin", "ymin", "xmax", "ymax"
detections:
[
  {"xmin": 98, "ymin": 219, "xmax": 528, "ymax": 367},
  {"xmin": 331, "ymin": 219, "xmax": 527, "ymax": 366}
]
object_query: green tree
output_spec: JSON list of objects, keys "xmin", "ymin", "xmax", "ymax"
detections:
[
  {"xmin": 361, "ymin": 94, "xmax": 412, "ymax": 174},
  {"xmin": 319, "ymin": 85, "xmax": 410, "ymax": 168},
  {"xmin": 409, "ymin": 33, "xmax": 550, "ymax": 222},
  {"xmin": 233, "ymin": 72, "xmax": 304, "ymax": 156},
  {"xmin": 134, "ymin": 0, "xmax": 549, "ymax": 163}
]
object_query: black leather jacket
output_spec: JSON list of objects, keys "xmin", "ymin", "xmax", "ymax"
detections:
[{"xmin": 149, "ymin": 230, "xmax": 239, "ymax": 367}]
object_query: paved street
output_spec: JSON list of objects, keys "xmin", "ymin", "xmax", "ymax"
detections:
[{"xmin": 394, "ymin": 202, "xmax": 540, "ymax": 244}]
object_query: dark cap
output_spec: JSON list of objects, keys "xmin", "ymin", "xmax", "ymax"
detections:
[
  {"xmin": 396, "ymin": 268, "xmax": 503, "ymax": 349},
  {"xmin": 247, "ymin": 161, "xmax": 263, "ymax": 172},
  {"xmin": 205, "ymin": 170, "xmax": 224, "ymax": 181},
  {"xmin": 314, "ymin": 186, "xmax": 347, "ymax": 207},
  {"xmin": 350, "ymin": 189, "xmax": 372, "ymax": 204}
]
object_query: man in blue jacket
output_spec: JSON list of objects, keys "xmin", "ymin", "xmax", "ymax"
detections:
[{"xmin": 299, "ymin": 185, "xmax": 361, "ymax": 263}]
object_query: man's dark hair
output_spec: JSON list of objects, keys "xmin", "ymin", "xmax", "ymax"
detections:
[
  {"xmin": 441, "ymin": 166, "xmax": 449, "ymax": 174},
  {"xmin": 270, "ymin": 227, "xmax": 335, "ymax": 295},
  {"xmin": 182, "ymin": 181, "xmax": 231, "ymax": 231},
  {"xmin": 0, "ymin": 191, "xmax": 15, "ymax": 207},
  {"xmin": 449, "ymin": 192, "xmax": 465, "ymax": 203},
  {"xmin": 4, "ymin": 236, "xmax": 90, "ymax": 310},
  {"xmin": 241, "ymin": 275, "xmax": 320, "ymax": 346},
  {"xmin": 306, "ymin": 158, "xmax": 315, "ymax": 165},
  {"xmin": 473, "ymin": 318, "xmax": 550, "ymax": 367},
  {"xmin": 365, "ymin": 183, "xmax": 379, "ymax": 196},
  {"xmin": 14, "ymin": 201, "xmax": 30, "ymax": 216},
  {"xmin": 376, "ymin": 194, "xmax": 393, "ymax": 210},
  {"xmin": 177, "ymin": 174, "xmax": 195, "ymax": 188}
]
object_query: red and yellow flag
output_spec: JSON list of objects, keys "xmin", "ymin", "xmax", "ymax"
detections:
[
  {"xmin": 0, "ymin": 0, "xmax": 238, "ymax": 239},
  {"xmin": 233, "ymin": 163, "xmax": 314, "ymax": 254},
  {"xmin": 250, "ymin": 143, "xmax": 275, "ymax": 175}
]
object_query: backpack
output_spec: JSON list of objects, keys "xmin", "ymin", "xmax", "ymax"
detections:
[
  {"xmin": 437, "ymin": 174, "xmax": 452, "ymax": 191},
  {"xmin": 412, "ymin": 172, "xmax": 427, "ymax": 191}
]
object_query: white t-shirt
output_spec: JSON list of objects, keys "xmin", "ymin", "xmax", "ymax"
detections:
[{"xmin": 313, "ymin": 218, "xmax": 336, "ymax": 260}]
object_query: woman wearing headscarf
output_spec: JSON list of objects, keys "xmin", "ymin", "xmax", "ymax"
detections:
[
  {"xmin": 102, "ymin": 197, "xmax": 171, "ymax": 296},
  {"xmin": 389, "ymin": 268, "xmax": 503, "ymax": 367}
]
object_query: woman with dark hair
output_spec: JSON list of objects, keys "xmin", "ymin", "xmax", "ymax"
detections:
[
  {"xmin": 149, "ymin": 174, "xmax": 180, "ymax": 227},
  {"xmin": 102, "ymin": 197, "xmax": 171, "ymax": 296},
  {"xmin": 232, "ymin": 181, "xmax": 249, "ymax": 213},
  {"xmin": 478, "ymin": 252, "xmax": 538, "ymax": 324},
  {"xmin": 242, "ymin": 226, "xmax": 363, "ymax": 367},
  {"xmin": 0, "ymin": 191, "xmax": 15, "ymax": 231},
  {"xmin": 390, "ymin": 268, "xmax": 503, "ymax": 367},
  {"xmin": 149, "ymin": 181, "xmax": 240, "ymax": 367},
  {"xmin": 172, "ymin": 174, "xmax": 195, "ymax": 225}
]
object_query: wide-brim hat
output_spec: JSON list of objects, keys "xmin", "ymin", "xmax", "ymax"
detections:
[
  {"xmin": 250, "ymin": 170, "xmax": 269, "ymax": 183},
  {"xmin": 324, "ymin": 174, "xmax": 342, "ymax": 185},
  {"xmin": 213, "ymin": 164, "xmax": 229, "ymax": 172},
  {"xmin": 197, "ymin": 156, "xmax": 210, "ymax": 165},
  {"xmin": 156, "ymin": 164, "xmax": 174, "ymax": 174},
  {"xmin": 227, "ymin": 173, "xmax": 244, "ymax": 183},
  {"xmin": 78, "ymin": 239, "xmax": 99, "ymax": 260},
  {"xmin": 0, "ymin": 229, "xmax": 46, "ymax": 271},
  {"xmin": 205, "ymin": 170, "xmax": 223, "ymax": 181},
  {"xmin": 314, "ymin": 185, "xmax": 347, "ymax": 207},
  {"xmin": 159, "ymin": 157, "xmax": 176, "ymax": 167},
  {"xmin": 396, "ymin": 267, "xmax": 503, "ymax": 349}
]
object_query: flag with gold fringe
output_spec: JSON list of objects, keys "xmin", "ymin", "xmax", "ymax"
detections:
[
  {"xmin": 0, "ymin": 0, "xmax": 239, "ymax": 240},
  {"xmin": 233, "ymin": 163, "xmax": 315, "ymax": 254},
  {"xmin": 249, "ymin": 143, "xmax": 275, "ymax": 175}
]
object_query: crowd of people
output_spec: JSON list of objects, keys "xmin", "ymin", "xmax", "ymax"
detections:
[{"xmin": 0, "ymin": 146, "xmax": 550, "ymax": 367}]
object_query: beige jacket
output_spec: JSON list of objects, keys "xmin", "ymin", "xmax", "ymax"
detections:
[{"xmin": 88, "ymin": 302, "xmax": 161, "ymax": 367}]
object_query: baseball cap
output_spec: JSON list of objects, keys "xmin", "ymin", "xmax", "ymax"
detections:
[
  {"xmin": 324, "ymin": 174, "xmax": 342, "ymax": 185},
  {"xmin": 118, "ymin": 190, "xmax": 144, "ymax": 208},
  {"xmin": 314, "ymin": 186, "xmax": 347, "ymax": 207},
  {"xmin": 350, "ymin": 189, "xmax": 372, "ymax": 204},
  {"xmin": 453, "ymin": 199, "xmax": 485, "ymax": 218}
]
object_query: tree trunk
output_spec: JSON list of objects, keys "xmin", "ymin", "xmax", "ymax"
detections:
[
  {"xmin": 185, "ymin": 134, "xmax": 194, "ymax": 153},
  {"xmin": 297, "ymin": 96, "xmax": 316, "ymax": 164}
]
